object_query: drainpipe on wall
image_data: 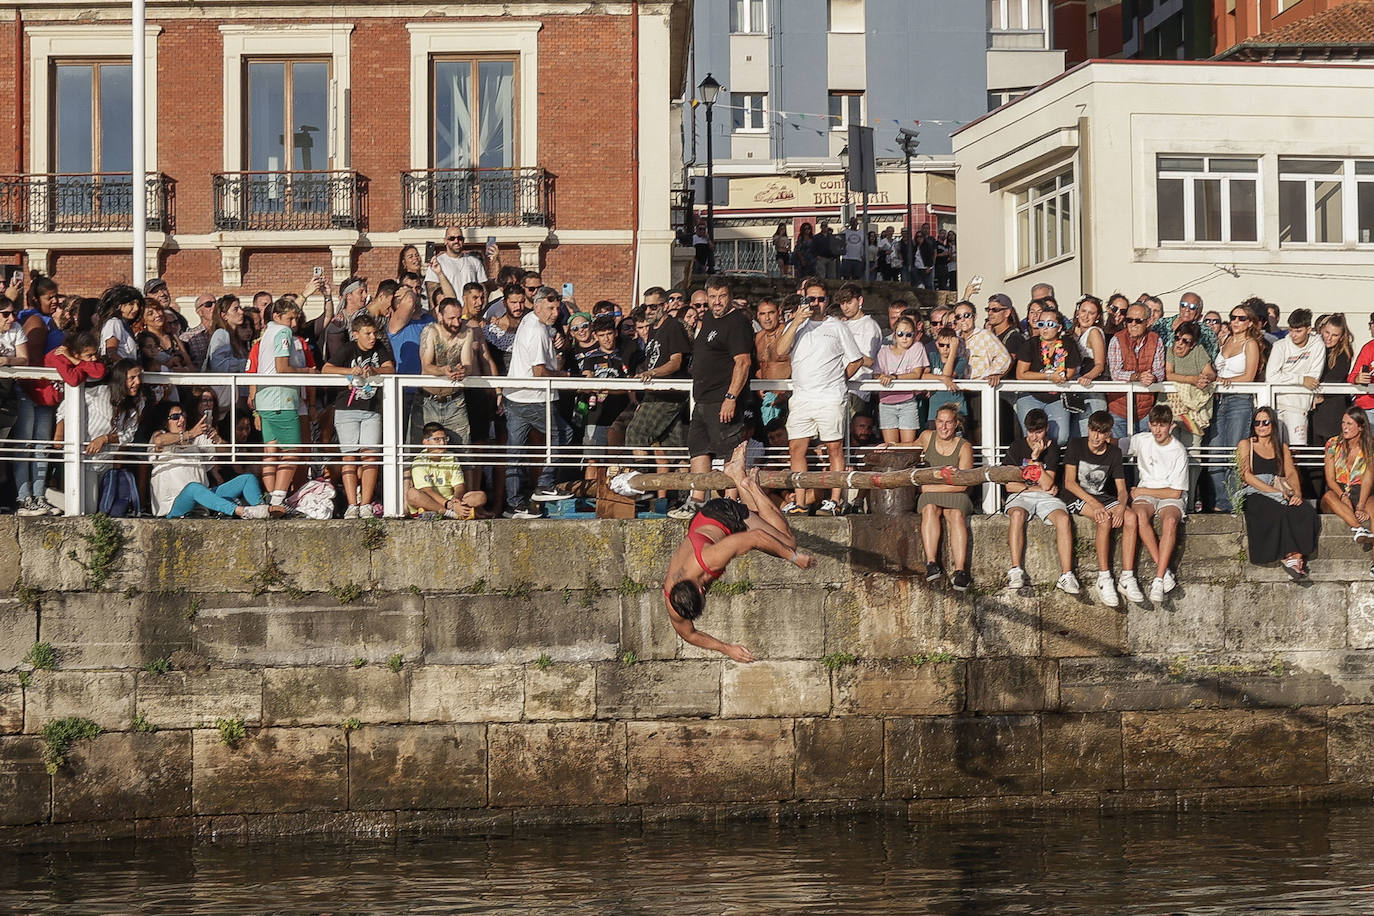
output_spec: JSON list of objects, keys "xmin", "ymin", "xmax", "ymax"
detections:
[
  {"xmin": 14, "ymin": 8, "xmax": 23, "ymax": 273},
  {"xmin": 630, "ymin": 0, "xmax": 641, "ymax": 304},
  {"xmin": 1076, "ymin": 112, "xmax": 1093, "ymax": 298}
]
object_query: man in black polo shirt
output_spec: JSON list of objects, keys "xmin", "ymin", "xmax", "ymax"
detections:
[{"xmin": 673, "ymin": 275, "xmax": 755, "ymax": 518}]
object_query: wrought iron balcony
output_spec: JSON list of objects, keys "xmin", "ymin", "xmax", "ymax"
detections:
[
  {"xmin": 213, "ymin": 170, "xmax": 367, "ymax": 232},
  {"xmin": 0, "ymin": 173, "xmax": 174, "ymax": 233},
  {"xmin": 401, "ymin": 167, "xmax": 555, "ymax": 229}
]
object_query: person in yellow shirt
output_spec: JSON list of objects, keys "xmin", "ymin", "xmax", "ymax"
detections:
[{"xmin": 405, "ymin": 422, "xmax": 488, "ymax": 519}]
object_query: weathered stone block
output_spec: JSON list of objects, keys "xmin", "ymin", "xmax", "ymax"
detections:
[
  {"xmin": 192, "ymin": 727, "xmax": 347, "ymax": 815},
  {"xmin": 969, "ymin": 516, "xmax": 1061, "ymax": 587},
  {"xmin": 263, "ymin": 667, "xmax": 410, "ymax": 726},
  {"xmin": 720, "ymin": 518, "xmax": 850, "ymax": 588},
  {"xmin": 1329, "ymin": 705, "xmax": 1374, "ymax": 784},
  {"xmin": 886, "ymin": 715, "xmax": 1041, "ymax": 798},
  {"xmin": 968, "ymin": 657, "xmax": 1057, "ymax": 713},
  {"xmin": 0, "ymin": 517, "xmax": 19, "ymax": 593},
  {"xmin": 192, "ymin": 593, "xmax": 423, "ymax": 666},
  {"xmin": 39, "ymin": 593, "xmax": 192, "ymax": 669},
  {"xmin": 1042, "ymin": 712, "xmax": 1122, "ymax": 792},
  {"xmin": 826, "ymin": 576, "xmax": 977, "ymax": 660},
  {"xmin": 850, "ymin": 516, "xmax": 924, "ymax": 576},
  {"xmin": 349, "ymin": 724, "xmax": 487, "ymax": 810},
  {"xmin": 1059, "ymin": 657, "xmax": 1218, "ymax": 711},
  {"xmin": 371, "ymin": 520, "xmax": 490, "ymax": 592},
  {"xmin": 621, "ymin": 519, "xmax": 683, "ymax": 585},
  {"xmin": 489, "ymin": 721, "xmax": 627, "ymax": 807},
  {"xmin": 627, "ymin": 719, "xmax": 793, "ymax": 804},
  {"xmin": 974, "ymin": 592, "xmax": 1041, "ymax": 657},
  {"xmin": 524, "ymin": 664, "xmax": 596, "ymax": 720},
  {"xmin": 1207, "ymin": 651, "xmax": 1373, "ymax": 708},
  {"xmin": 596, "ymin": 660, "xmax": 719, "ymax": 719},
  {"xmin": 53, "ymin": 731, "xmax": 192, "ymax": 822},
  {"xmin": 0, "ymin": 674, "xmax": 22, "ymax": 734},
  {"xmin": 18, "ymin": 517, "xmax": 144, "ymax": 591},
  {"xmin": 619, "ymin": 592, "xmax": 683, "ymax": 661},
  {"xmin": 1122, "ymin": 708, "xmax": 1326, "ymax": 790},
  {"xmin": 1125, "ymin": 584, "xmax": 1228, "ymax": 655},
  {"xmin": 424, "ymin": 593, "xmax": 620, "ymax": 664},
  {"xmin": 1222, "ymin": 582, "xmax": 1348, "ymax": 652},
  {"xmin": 833, "ymin": 660, "xmax": 963, "ymax": 716},
  {"xmin": 410, "ymin": 665, "xmax": 523, "ymax": 723},
  {"xmin": 794, "ymin": 717, "xmax": 883, "ymax": 799},
  {"xmin": 24, "ymin": 671, "xmax": 135, "ymax": 733},
  {"xmin": 488, "ymin": 520, "xmax": 626, "ymax": 591},
  {"xmin": 677, "ymin": 589, "xmax": 827, "ymax": 660},
  {"xmin": 0, "ymin": 736, "xmax": 50, "ymax": 826},
  {"xmin": 142, "ymin": 521, "xmax": 267, "ymax": 592},
  {"xmin": 721, "ymin": 661, "xmax": 830, "ymax": 717},
  {"xmin": 265, "ymin": 522, "xmax": 374, "ymax": 593},
  {"xmin": 1352, "ymin": 586, "xmax": 1374, "ymax": 650},
  {"xmin": 135, "ymin": 669, "xmax": 263, "ymax": 729},
  {"xmin": 1041, "ymin": 592, "xmax": 1126, "ymax": 658},
  {"xmin": 0, "ymin": 597, "xmax": 36, "ymax": 670}
]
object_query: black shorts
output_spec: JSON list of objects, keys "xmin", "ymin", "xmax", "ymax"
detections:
[
  {"xmin": 698, "ymin": 497, "xmax": 749, "ymax": 534},
  {"xmin": 687, "ymin": 401, "xmax": 748, "ymax": 459}
]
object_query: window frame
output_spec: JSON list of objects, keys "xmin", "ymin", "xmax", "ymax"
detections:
[
  {"xmin": 1011, "ymin": 166, "xmax": 1075, "ymax": 273},
  {"xmin": 730, "ymin": 92, "xmax": 767, "ymax": 133},
  {"xmin": 828, "ymin": 91, "xmax": 863, "ymax": 132},
  {"xmin": 988, "ymin": 0, "xmax": 1048, "ymax": 32},
  {"xmin": 730, "ymin": 0, "xmax": 766, "ymax": 34},
  {"xmin": 428, "ymin": 54, "xmax": 521, "ymax": 169},
  {"xmin": 242, "ymin": 56, "xmax": 334, "ymax": 174},
  {"xmin": 1155, "ymin": 155, "xmax": 1262, "ymax": 247},
  {"xmin": 51, "ymin": 58, "xmax": 132, "ymax": 175}
]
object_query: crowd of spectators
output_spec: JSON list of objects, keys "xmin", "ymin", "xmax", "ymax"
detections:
[{"xmin": 0, "ymin": 226, "xmax": 1371, "ymax": 593}]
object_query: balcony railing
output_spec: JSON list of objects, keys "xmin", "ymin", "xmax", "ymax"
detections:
[
  {"xmin": 213, "ymin": 170, "xmax": 368, "ymax": 232},
  {"xmin": 401, "ymin": 167, "xmax": 555, "ymax": 229},
  {"xmin": 0, "ymin": 173, "xmax": 174, "ymax": 233}
]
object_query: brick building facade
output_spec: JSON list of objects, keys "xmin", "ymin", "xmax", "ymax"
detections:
[{"xmin": 0, "ymin": 1, "xmax": 689, "ymax": 309}]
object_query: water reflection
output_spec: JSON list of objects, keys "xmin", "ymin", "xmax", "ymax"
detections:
[{"xmin": 2, "ymin": 805, "xmax": 1374, "ymax": 914}]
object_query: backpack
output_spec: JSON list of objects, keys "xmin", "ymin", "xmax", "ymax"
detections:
[
  {"xmin": 285, "ymin": 476, "xmax": 338, "ymax": 519},
  {"xmin": 97, "ymin": 468, "xmax": 141, "ymax": 518}
]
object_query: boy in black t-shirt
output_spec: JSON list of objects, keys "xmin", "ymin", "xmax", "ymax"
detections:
[
  {"xmin": 1002, "ymin": 408, "xmax": 1079, "ymax": 595},
  {"xmin": 323, "ymin": 312, "xmax": 395, "ymax": 518},
  {"xmin": 1062, "ymin": 409, "xmax": 1130, "ymax": 608},
  {"xmin": 577, "ymin": 316, "xmax": 635, "ymax": 459}
]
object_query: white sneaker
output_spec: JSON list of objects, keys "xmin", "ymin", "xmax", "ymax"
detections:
[
  {"xmin": 1162, "ymin": 569, "xmax": 1177, "ymax": 593},
  {"xmin": 16, "ymin": 497, "xmax": 45, "ymax": 517},
  {"xmin": 343, "ymin": 504, "xmax": 360, "ymax": 519},
  {"xmin": 816, "ymin": 499, "xmax": 841, "ymax": 516},
  {"xmin": 1097, "ymin": 573, "xmax": 1120, "ymax": 608},
  {"xmin": 1056, "ymin": 571, "xmax": 1081, "ymax": 595},
  {"xmin": 667, "ymin": 500, "xmax": 701, "ymax": 520},
  {"xmin": 359, "ymin": 503, "xmax": 375, "ymax": 519},
  {"xmin": 37, "ymin": 497, "xmax": 61, "ymax": 516},
  {"xmin": 1149, "ymin": 577, "xmax": 1166, "ymax": 603},
  {"xmin": 531, "ymin": 487, "xmax": 573, "ymax": 503},
  {"xmin": 1006, "ymin": 566, "xmax": 1028, "ymax": 590},
  {"xmin": 1118, "ymin": 573, "xmax": 1145, "ymax": 604},
  {"xmin": 1353, "ymin": 527, "xmax": 1374, "ymax": 547},
  {"xmin": 241, "ymin": 504, "xmax": 270, "ymax": 520}
]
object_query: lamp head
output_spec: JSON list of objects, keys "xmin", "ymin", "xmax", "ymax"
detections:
[{"xmin": 698, "ymin": 73, "xmax": 722, "ymax": 105}]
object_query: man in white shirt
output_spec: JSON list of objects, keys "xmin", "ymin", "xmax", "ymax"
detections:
[
  {"xmin": 1118, "ymin": 403, "xmax": 1190, "ymax": 605},
  {"xmin": 1264, "ymin": 308, "xmax": 1325, "ymax": 444},
  {"xmin": 502, "ymin": 288, "xmax": 574, "ymax": 517},
  {"xmin": 424, "ymin": 226, "xmax": 499, "ymax": 307},
  {"xmin": 773, "ymin": 279, "xmax": 867, "ymax": 515},
  {"xmin": 836, "ymin": 282, "xmax": 882, "ymax": 412},
  {"xmin": 840, "ymin": 218, "xmax": 865, "ymax": 280}
]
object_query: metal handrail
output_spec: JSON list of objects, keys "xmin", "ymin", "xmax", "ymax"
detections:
[{"xmin": 0, "ymin": 365, "xmax": 1364, "ymax": 518}]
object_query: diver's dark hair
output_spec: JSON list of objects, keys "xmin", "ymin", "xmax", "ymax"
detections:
[{"xmin": 668, "ymin": 580, "xmax": 704, "ymax": 621}]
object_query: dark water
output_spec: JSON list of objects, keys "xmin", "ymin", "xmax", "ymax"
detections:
[{"xmin": 3, "ymin": 805, "xmax": 1374, "ymax": 914}]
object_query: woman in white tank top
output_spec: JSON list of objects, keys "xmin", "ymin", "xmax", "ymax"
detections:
[{"xmin": 1203, "ymin": 302, "xmax": 1263, "ymax": 511}]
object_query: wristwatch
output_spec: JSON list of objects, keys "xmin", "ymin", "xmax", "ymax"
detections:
[{"xmin": 724, "ymin": 393, "xmax": 737, "ymax": 401}]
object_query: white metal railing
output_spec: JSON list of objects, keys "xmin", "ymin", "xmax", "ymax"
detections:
[{"xmin": 0, "ymin": 365, "xmax": 1363, "ymax": 518}]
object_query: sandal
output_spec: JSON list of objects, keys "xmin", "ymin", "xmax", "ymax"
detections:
[{"xmin": 1281, "ymin": 555, "xmax": 1307, "ymax": 580}]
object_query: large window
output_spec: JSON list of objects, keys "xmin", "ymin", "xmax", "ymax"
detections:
[
  {"xmin": 53, "ymin": 61, "xmax": 133, "ymax": 217},
  {"xmin": 432, "ymin": 57, "xmax": 516, "ymax": 170},
  {"xmin": 730, "ymin": 0, "xmax": 765, "ymax": 34},
  {"xmin": 1013, "ymin": 169, "xmax": 1074, "ymax": 271},
  {"xmin": 828, "ymin": 91, "xmax": 863, "ymax": 132},
  {"xmin": 1156, "ymin": 156, "xmax": 1259, "ymax": 244},
  {"xmin": 246, "ymin": 59, "xmax": 330, "ymax": 173},
  {"xmin": 988, "ymin": 0, "xmax": 1046, "ymax": 30},
  {"xmin": 731, "ymin": 92, "xmax": 766, "ymax": 132},
  {"xmin": 1279, "ymin": 158, "xmax": 1343, "ymax": 245}
]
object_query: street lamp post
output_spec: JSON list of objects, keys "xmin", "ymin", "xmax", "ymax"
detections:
[
  {"xmin": 698, "ymin": 73, "xmax": 721, "ymax": 273},
  {"xmin": 838, "ymin": 144, "xmax": 850, "ymax": 224},
  {"xmin": 896, "ymin": 128, "xmax": 920, "ymax": 236}
]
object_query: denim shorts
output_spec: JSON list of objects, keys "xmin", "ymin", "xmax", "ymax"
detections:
[
  {"xmin": 878, "ymin": 399, "xmax": 920, "ymax": 431},
  {"xmin": 335, "ymin": 408, "xmax": 381, "ymax": 455}
]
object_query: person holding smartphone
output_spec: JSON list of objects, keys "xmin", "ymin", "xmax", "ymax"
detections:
[
  {"xmin": 148, "ymin": 402, "xmax": 277, "ymax": 519},
  {"xmin": 423, "ymin": 227, "xmax": 499, "ymax": 308},
  {"xmin": 1349, "ymin": 323, "xmax": 1374, "ymax": 429}
]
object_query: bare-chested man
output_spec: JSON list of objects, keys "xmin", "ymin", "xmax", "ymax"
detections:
[
  {"xmin": 419, "ymin": 296, "xmax": 496, "ymax": 448},
  {"xmin": 664, "ymin": 461, "xmax": 814, "ymax": 662}
]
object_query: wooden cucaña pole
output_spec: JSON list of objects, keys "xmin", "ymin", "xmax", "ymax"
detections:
[{"xmin": 623, "ymin": 465, "xmax": 1025, "ymax": 492}]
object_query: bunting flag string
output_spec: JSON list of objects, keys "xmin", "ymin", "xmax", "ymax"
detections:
[{"xmin": 690, "ymin": 99, "xmax": 968, "ymax": 129}]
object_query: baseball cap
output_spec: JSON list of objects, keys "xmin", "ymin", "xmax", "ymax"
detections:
[
  {"xmin": 988, "ymin": 293, "xmax": 1012, "ymax": 310},
  {"xmin": 145, "ymin": 278, "xmax": 168, "ymax": 295}
]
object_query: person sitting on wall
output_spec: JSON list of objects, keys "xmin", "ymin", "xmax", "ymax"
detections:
[
  {"xmin": 663, "ymin": 458, "xmax": 814, "ymax": 663},
  {"xmin": 1119, "ymin": 403, "xmax": 1191, "ymax": 604},
  {"xmin": 405, "ymin": 422, "xmax": 488, "ymax": 520},
  {"xmin": 148, "ymin": 402, "xmax": 278, "ymax": 519},
  {"xmin": 1061, "ymin": 410, "xmax": 1130, "ymax": 607},
  {"xmin": 1002, "ymin": 408, "xmax": 1080, "ymax": 596}
]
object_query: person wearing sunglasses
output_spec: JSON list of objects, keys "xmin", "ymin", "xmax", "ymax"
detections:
[
  {"xmin": 149, "ymin": 402, "xmax": 276, "ymax": 520},
  {"xmin": 1013, "ymin": 298, "xmax": 1080, "ymax": 447},
  {"xmin": 424, "ymin": 226, "xmax": 499, "ymax": 308},
  {"xmin": 1149, "ymin": 291, "xmax": 1219, "ymax": 362},
  {"xmin": 1201, "ymin": 301, "xmax": 1263, "ymax": 513},
  {"xmin": 1103, "ymin": 293, "xmax": 1130, "ymax": 338},
  {"xmin": 875, "ymin": 315, "xmax": 929, "ymax": 445},
  {"xmin": 1106, "ymin": 303, "xmax": 1165, "ymax": 439},
  {"xmin": 1236, "ymin": 405, "xmax": 1319, "ymax": 579}
]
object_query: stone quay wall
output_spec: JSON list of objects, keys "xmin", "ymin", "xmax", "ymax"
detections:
[{"xmin": 1, "ymin": 513, "xmax": 1372, "ymax": 846}]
